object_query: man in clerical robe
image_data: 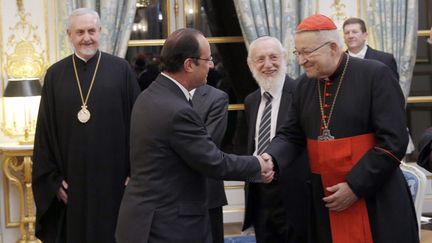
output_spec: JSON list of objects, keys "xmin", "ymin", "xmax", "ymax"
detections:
[
  {"xmin": 32, "ymin": 8, "xmax": 140, "ymax": 243},
  {"xmin": 265, "ymin": 14, "xmax": 419, "ymax": 243}
]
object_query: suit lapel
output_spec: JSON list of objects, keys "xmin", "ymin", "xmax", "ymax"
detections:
[
  {"xmin": 192, "ymin": 86, "xmax": 207, "ymax": 120},
  {"xmin": 247, "ymin": 90, "xmax": 261, "ymax": 152},
  {"xmin": 364, "ymin": 45, "xmax": 374, "ymax": 59},
  {"xmin": 277, "ymin": 78, "xmax": 290, "ymax": 130},
  {"xmin": 192, "ymin": 85, "xmax": 207, "ymax": 104},
  {"xmin": 155, "ymin": 74, "xmax": 190, "ymax": 104}
]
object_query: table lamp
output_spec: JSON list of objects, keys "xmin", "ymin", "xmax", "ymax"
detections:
[{"xmin": 2, "ymin": 78, "xmax": 42, "ymax": 144}]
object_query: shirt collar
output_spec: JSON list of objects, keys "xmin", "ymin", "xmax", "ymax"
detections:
[
  {"xmin": 161, "ymin": 72, "xmax": 192, "ymax": 100},
  {"xmin": 348, "ymin": 44, "xmax": 368, "ymax": 59},
  {"xmin": 74, "ymin": 51, "xmax": 99, "ymax": 63},
  {"xmin": 189, "ymin": 88, "xmax": 196, "ymax": 98}
]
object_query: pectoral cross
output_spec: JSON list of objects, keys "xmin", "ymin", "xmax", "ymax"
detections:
[{"xmin": 318, "ymin": 129, "xmax": 334, "ymax": 141}]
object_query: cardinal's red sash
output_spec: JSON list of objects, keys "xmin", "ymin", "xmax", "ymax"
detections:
[{"xmin": 307, "ymin": 133, "xmax": 374, "ymax": 243}]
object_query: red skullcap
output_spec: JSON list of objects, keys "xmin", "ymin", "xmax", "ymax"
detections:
[{"xmin": 297, "ymin": 14, "xmax": 337, "ymax": 31}]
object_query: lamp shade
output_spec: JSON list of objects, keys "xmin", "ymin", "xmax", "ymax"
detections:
[{"xmin": 4, "ymin": 78, "xmax": 42, "ymax": 97}]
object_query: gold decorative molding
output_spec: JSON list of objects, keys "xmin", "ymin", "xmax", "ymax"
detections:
[
  {"xmin": 329, "ymin": 0, "xmax": 348, "ymax": 24},
  {"xmin": 418, "ymin": 30, "xmax": 431, "ymax": 37},
  {"xmin": 228, "ymin": 104, "xmax": 244, "ymax": 111},
  {"xmin": 315, "ymin": 0, "xmax": 361, "ymax": 21},
  {"xmin": 129, "ymin": 39, "xmax": 166, "ymax": 46},
  {"xmin": 167, "ymin": 0, "xmax": 171, "ymax": 35},
  {"xmin": 5, "ymin": 0, "xmax": 47, "ymax": 79},
  {"xmin": 174, "ymin": 0, "xmax": 179, "ymax": 30},
  {"xmin": 128, "ymin": 36, "xmax": 244, "ymax": 47},
  {"xmin": 1, "ymin": 146, "xmax": 41, "ymax": 242},
  {"xmin": 207, "ymin": 36, "xmax": 244, "ymax": 44},
  {"xmin": 407, "ymin": 96, "xmax": 432, "ymax": 104}
]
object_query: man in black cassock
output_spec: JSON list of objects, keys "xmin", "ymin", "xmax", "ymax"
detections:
[
  {"xmin": 32, "ymin": 8, "xmax": 140, "ymax": 243},
  {"xmin": 264, "ymin": 14, "xmax": 419, "ymax": 243}
]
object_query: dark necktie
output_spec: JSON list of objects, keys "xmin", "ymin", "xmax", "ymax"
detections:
[
  {"xmin": 257, "ymin": 92, "xmax": 272, "ymax": 155},
  {"xmin": 188, "ymin": 98, "xmax": 193, "ymax": 107}
]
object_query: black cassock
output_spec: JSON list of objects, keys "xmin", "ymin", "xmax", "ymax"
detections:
[
  {"xmin": 32, "ymin": 51, "xmax": 140, "ymax": 243},
  {"xmin": 267, "ymin": 54, "xmax": 419, "ymax": 243}
]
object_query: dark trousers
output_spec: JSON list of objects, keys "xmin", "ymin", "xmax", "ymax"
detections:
[
  {"xmin": 253, "ymin": 183, "xmax": 291, "ymax": 243},
  {"xmin": 209, "ymin": 206, "xmax": 224, "ymax": 243}
]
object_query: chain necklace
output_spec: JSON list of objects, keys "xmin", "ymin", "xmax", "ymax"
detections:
[
  {"xmin": 317, "ymin": 54, "xmax": 350, "ymax": 140},
  {"xmin": 72, "ymin": 51, "xmax": 101, "ymax": 123}
]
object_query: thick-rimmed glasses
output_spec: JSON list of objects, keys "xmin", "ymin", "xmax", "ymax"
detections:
[{"xmin": 293, "ymin": 41, "xmax": 332, "ymax": 58}]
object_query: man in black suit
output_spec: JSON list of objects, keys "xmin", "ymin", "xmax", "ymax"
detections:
[
  {"xmin": 242, "ymin": 36, "xmax": 309, "ymax": 243},
  {"xmin": 191, "ymin": 84, "xmax": 229, "ymax": 243},
  {"xmin": 343, "ymin": 17, "xmax": 399, "ymax": 79},
  {"xmin": 115, "ymin": 28, "xmax": 274, "ymax": 243}
]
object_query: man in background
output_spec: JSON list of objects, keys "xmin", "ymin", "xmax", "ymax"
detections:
[
  {"xmin": 242, "ymin": 36, "xmax": 309, "ymax": 243},
  {"xmin": 343, "ymin": 17, "xmax": 418, "ymax": 156},
  {"xmin": 343, "ymin": 17, "xmax": 399, "ymax": 79},
  {"xmin": 192, "ymin": 84, "xmax": 229, "ymax": 243},
  {"xmin": 116, "ymin": 28, "xmax": 274, "ymax": 243},
  {"xmin": 32, "ymin": 8, "xmax": 140, "ymax": 243}
]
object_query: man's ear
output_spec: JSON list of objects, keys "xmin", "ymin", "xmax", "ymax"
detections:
[
  {"xmin": 67, "ymin": 29, "xmax": 72, "ymax": 39},
  {"xmin": 184, "ymin": 58, "xmax": 194, "ymax": 73},
  {"xmin": 329, "ymin": 42, "xmax": 339, "ymax": 54}
]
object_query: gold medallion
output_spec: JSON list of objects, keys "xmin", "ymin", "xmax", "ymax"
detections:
[
  {"xmin": 72, "ymin": 51, "xmax": 101, "ymax": 125},
  {"xmin": 77, "ymin": 106, "xmax": 91, "ymax": 123}
]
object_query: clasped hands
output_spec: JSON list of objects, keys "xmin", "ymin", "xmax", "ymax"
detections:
[{"xmin": 256, "ymin": 153, "xmax": 275, "ymax": 183}]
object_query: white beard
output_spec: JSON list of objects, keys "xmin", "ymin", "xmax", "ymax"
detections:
[
  {"xmin": 79, "ymin": 47, "xmax": 98, "ymax": 56},
  {"xmin": 251, "ymin": 64, "xmax": 287, "ymax": 92}
]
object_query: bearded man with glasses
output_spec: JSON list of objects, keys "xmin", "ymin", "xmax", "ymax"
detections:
[{"xmin": 242, "ymin": 36, "xmax": 309, "ymax": 243}]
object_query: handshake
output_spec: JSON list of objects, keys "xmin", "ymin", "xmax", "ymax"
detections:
[{"xmin": 256, "ymin": 153, "xmax": 275, "ymax": 183}]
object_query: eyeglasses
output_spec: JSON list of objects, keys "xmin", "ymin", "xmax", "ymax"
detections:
[
  {"xmin": 293, "ymin": 41, "xmax": 332, "ymax": 58},
  {"xmin": 189, "ymin": 56, "xmax": 213, "ymax": 63}
]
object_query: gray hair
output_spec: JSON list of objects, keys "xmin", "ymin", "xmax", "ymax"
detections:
[
  {"xmin": 313, "ymin": 29, "xmax": 344, "ymax": 50},
  {"xmin": 247, "ymin": 36, "xmax": 286, "ymax": 62},
  {"xmin": 67, "ymin": 8, "xmax": 101, "ymax": 30}
]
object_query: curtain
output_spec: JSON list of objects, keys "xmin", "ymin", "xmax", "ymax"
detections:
[
  {"xmin": 233, "ymin": 0, "xmax": 314, "ymax": 78},
  {"xmin": 56, "ymin": 0, "xmax": 136, "ymax": 58},
  {"xmin": 366, "ymin": 0, "xmax": 418, "ymax": 99}
]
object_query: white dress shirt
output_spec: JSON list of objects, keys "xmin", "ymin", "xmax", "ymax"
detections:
[
  {"xmin": 253, "ymin": 79, "xmax": 284, "ymax": 156},
  {"xmin": 348, "ymin": 44, "xmax": 368, "ymax": 59}
]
